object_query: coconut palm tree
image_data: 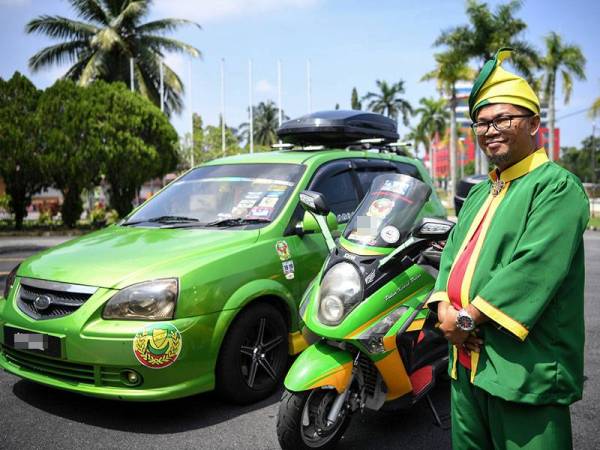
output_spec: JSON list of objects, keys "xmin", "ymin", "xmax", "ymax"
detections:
[
  {"xmin": 591, "ymin": 96, "xmax": 600, "ymax": 119},
  {"xmin": 363, "ymin": 80, "xmax": 413, "ymax": 126},
  {"xmin": 239, "ymin": 101, "xmax": 288, "ymax": 148},
  {"xmin": 422, "ymin": 50, "xmax": 475, "ymax": 198},
  {"xmin": 434, "ymin": 0, "xmax": 539, "ymax": 79},
  {"xmin": 414, "ymin": 97, "xmax": 450, "ymax": 180},
  {"xmin": 540, "ymin": 32, "xmax": 586, "ymax": 161},
  {"xmin": 26, "ymin": 0, "xmax": 200, "ymax": 115}
]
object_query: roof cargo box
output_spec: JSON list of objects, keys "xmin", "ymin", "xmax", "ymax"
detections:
[{"xmin": 277, "ymin": 110, "xmax": 399, "ymax": 146}]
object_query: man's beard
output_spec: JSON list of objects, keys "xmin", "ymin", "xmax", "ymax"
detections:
[{"xmin": 484, "ymin": 150, "xmax": 511, "ymax": 167}]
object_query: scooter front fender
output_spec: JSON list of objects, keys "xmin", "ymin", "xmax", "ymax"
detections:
[{"xmin": 284, "ymin": 341, "xmax": 353, "ymax": 394}]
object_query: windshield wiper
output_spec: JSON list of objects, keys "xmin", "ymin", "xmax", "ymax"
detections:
[
  {"xmin": 202, "ymin": 217, "xmax": 272, "ymax": 228},
  {"xmin": 122, "ymin": 215, "xmax": 200, "ymax": 226}
]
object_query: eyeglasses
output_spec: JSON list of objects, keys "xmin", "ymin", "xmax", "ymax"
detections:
[{"xmin": 471, "ymin": 114, "xmax": 534, "ymax": 136}]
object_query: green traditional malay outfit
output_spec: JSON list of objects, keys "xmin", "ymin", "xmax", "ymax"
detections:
[{"xmin": 428, "ymin": 48, "xmax": 590, "ymax": 450}]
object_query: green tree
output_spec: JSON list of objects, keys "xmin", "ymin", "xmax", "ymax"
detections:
[
  {"xmin": 351, "ymin": 87, "xmax": 362, "ymax": 110},
  {"xmin": 405, "ymin": 125, "xmax": 430, "ymax": 160},
  {"xmin": 37, "ymin": 79, "xmax": 106, "ymax": 227},
  {"xmin": 0, "ymin": 72, "xmax": 44, "ymax": 229},
  {"xmin": 540, "ymin": 32, "xmax": 586, "ymax": 161},
  {"xmin": 434, "ymin": 0, "xmax": 539, "ymax": 78},
  {"xmin": 239, "ymin": 101, "xmax": 288, "ymax": 147},
  {"xmin": 178, "ymin": 113, "xmax": 205, "ymax": 170},
  {"xmin": 203, "ymin": 117, "xmax": 242, "ymax": 161},
  {"xmin": 414, "ymin": 97, "xmax": 449, "ymax": 180},
  {"xmin": 87, "ymin": 81, "xmax": 178, "ymax": 216},
  {"xmin": 363, "ymin": 80, "xmax": 413, "ymax": 126},
  {"xmin": 26, "ymin": 0, "xmax": 200, "ymax": 115},
  {"xmin": 591, "ymin": 97, "xmax": 600, "ymax": 118},
  {"xmin": 422, "ymin": 50, "xmax": 475, "ymax": 197}
]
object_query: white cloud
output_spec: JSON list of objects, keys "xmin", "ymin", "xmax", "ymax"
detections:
[
  {"xmin": 255, "ymin": 79, "xmax": 274, "ymax": 94},
  {"xmin": 154, "ymin": 0, "xmax": 319, "ymax": 24}
]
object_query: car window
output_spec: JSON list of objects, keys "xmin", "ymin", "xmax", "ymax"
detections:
[{"xmin": 311, "ymin": 169, "xmax": 359, "ymax": 224}]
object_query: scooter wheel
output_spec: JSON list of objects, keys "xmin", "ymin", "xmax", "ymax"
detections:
[{"xmin": 277, "ymin": 388, "xmax": 351, "ymax": 450}]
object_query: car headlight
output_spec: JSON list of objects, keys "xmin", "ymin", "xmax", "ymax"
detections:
[
  {"xmin": 318, "ymin": 262, "xmax": 363, "ymax": 326},
  {"xmin": 3, "ymin": 264, "xmax": 20, "ymax": 300},
  {"xmin": 103, "ymin": 279, "xmax": 178, "ymax": 320}
]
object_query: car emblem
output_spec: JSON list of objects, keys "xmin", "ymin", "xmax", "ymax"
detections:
[{"xmin": 33, "ymin": 294, "xmax": 52, "ymax": 310}]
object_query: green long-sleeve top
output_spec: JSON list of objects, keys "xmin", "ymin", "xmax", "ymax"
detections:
[{"xmin": 428, "ymin": 148, "xmax": 589, "ymax": 405}]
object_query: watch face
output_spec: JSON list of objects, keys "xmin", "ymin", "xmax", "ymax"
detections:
[{"xmin": 457, "ymin": 314, "xmax": 474, "ymax": 331}]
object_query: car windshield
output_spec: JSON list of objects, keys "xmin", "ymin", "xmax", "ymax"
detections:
[{"xmin": 124, "ymin": 163, "xmax": 305, "ymax": 228}]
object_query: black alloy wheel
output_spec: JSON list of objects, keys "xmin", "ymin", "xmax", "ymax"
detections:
[{"xmin": 216, "ymin": 302, "xmax": 288, "ymax": 404}]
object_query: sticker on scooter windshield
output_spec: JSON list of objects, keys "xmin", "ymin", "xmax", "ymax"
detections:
[
  {"xmin": 276, "ymin": 240, "xmax": 291, "ymax": 261},
  {"xmin": 367, "ymin": 198, "xmax": 395, "ymax": 218},
  {"xmin": 282, "ymin": 260, "xmax": 295, "ymax": 279},
  {"xmin": 133, "ymin": 323, "xmax": 182, "ymax": 369},
  {"xmin": 381, "ymin": 225, "xmax": 400, "ymax": 244}
]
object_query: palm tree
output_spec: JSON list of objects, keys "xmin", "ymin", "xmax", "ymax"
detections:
[
  {"xmin": 591, "ymin": 96, "xmax": 600, "ymax": 119},
  {"xmin": 422, "ymin": 50, "xmax": 475, "ymax": 198},
  {"xmin": 540, "ymin": 32, "xmax": 586, "ymax": 161},
  {"xmin": 26, "ymin": 0, "xmax": 200, "ymax": 115},
  {"xmin": 414, "ymin": 97, "xmax": 450, "ymax": 181},
  {"xmin": 239, "ymin": 101, "xmax": 288, "ymax": 148},
  {"xmin": 363, "ymin": 80, "xmax": 413, "ymax": 126},
  {"xmin": 405, "ymin": 125, "xmax": 430, "ymax": 161},
  {"xmin": 434, "ymin": 0, "xmax": 538, "ymax": 78}
]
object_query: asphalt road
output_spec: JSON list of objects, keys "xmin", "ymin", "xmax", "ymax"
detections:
[{"xmin": 0, "ymin": 233, "xmax": 598, "ymax": 450}]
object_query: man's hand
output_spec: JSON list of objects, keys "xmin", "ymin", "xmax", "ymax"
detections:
[{"xmin": 438, "ymin": 305, "xmax": 471, "ymax": 346}]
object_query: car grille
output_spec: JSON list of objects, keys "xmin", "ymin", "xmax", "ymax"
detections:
[
  {"xmin": 17, "ymin": 278, "xmax": 97, "ymax": 320},
  {"xmin": 1, "ymin": 345, "xmax": 130, "ymax": 388}
]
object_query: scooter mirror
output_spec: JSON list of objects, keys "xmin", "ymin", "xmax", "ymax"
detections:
[
  {"xmin": 299, "ymin": 190, "xmax": 331, "ymax": 216},
  {"xmin": 412, "ymin": 218, "xmax": 454, "ymax": 241},
  {"xmin": 301, "ymin": 211, "xmax": 338, "ymax": 233}
]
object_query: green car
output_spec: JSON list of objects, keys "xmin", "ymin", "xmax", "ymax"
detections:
[{"xmin": 0, "ymin": 111, "xmax": 445, "ymax": 403}]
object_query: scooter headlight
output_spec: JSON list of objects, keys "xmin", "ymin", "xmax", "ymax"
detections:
[{"xmin": 318, "ymin": 262, "xmax": 363, "ymax": 326}]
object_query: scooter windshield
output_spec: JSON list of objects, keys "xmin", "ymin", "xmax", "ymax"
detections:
[{"xmin": 343, "ymin": 174, "xmax": 431, "ymax": 250}]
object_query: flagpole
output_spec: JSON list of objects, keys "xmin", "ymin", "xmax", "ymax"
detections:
[
  {"xmin": 129, "ymin": 58, "xmax": 134, "ymax": 92},
  {"xmin": 160, "ymin": 60, "xmax": 164, "ymax": 113},
  {"xmin": 307, "ymin": 59, "xmax": 312, "ymax": 113},
  {"xmin": 189, "ymin": 58, "xmax": 194, "ymax": 168},
  {"xmin": 249, "ymin": 59, "xmax": 254, "ymax": 154},
  {"xmin": 221, "ymin": 58, "xmax": 226, "ymax": 157},
  {"xmin": 277, "ymin": 59, "xmax": 283, "ymax": 127}
]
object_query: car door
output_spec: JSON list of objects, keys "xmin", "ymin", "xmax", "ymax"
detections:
[{"xmin": 284, "ymin": 159, "xmax": 362, "ymax": 299}]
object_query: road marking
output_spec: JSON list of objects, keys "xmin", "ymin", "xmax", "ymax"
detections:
[{"xmin": 0, "ymin": 258, "xmax": 24, "ymax": 262}]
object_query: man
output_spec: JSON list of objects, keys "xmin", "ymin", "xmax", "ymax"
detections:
[{"xmin": 427, "ymin": 48, "xmax": 589, "ymax": 449}]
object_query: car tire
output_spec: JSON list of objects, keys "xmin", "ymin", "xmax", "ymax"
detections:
[{"xmin": 216, "ymin": 302, "xmax": 289, "ymax": 404}]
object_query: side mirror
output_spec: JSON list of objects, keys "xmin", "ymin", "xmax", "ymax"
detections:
[
  {"xmin": 412, "ymin": 218, "xmax": 454, "ymax": 241},
  {"xmin": 299, "ymin": 190, "xmax": 330, "ymax": 216},
  {"xmin": 301, "ymin": 211, "xmax": 339, "ymax": 234}
]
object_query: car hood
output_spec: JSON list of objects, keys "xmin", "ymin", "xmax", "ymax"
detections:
[{"xmin": 18, "ymin": 225, "xmax": 260, "ymax": 289}]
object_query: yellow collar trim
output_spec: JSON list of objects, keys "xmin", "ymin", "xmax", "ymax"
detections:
[{"xmin": 488, "ymin": 147, "xmax": 549, "ymax": 183}]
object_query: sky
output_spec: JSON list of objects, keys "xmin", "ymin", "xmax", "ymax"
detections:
[{"xmin": 1, "ymin": 0, "xmax": 599, "ymax": 150}]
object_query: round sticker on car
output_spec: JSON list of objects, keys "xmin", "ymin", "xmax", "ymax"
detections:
[
  {"xmin": 380, "ymin": 225, "xmax": 400, "ymax": 244},
  {"xmin": 133, "ymin": 323, "xmax": 182, "ymax": 369}
]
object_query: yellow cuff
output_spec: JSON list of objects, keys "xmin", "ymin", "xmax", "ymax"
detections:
[
  {"xmin": 426, "ymin": 291, "xmax": 450, "ymax": 307},
  {"xmin": 471, "ymin": 295, "xmax": 529, "ymax": 341}
]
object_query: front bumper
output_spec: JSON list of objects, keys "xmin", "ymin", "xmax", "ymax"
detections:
[{"xmin": 0, "ymin": 281, "xmax": 234, "ymax": 401}]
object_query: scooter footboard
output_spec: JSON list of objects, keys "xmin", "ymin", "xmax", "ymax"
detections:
[{"xmin": 284, "ymin": 341, "xmax": 353, "ymax": 394}]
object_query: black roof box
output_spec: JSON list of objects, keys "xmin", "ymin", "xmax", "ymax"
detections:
[{"xmin": 277, "ymin": 110, "xmax": 399, "ymax": 146}]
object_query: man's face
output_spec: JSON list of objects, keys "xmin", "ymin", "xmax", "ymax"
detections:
[{"xmin": 475, "ymin": 103, "xmax": 540, "ymax": 171}]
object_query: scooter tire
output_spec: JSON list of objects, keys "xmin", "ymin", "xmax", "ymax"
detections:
[{"xmin": 277, "ymin": 389, "xmax": 351, "ymax": 450}]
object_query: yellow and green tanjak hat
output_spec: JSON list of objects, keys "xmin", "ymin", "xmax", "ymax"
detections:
[{"xmin": 468, "ymin": 47, "xmax": 540, "ymax": 121}]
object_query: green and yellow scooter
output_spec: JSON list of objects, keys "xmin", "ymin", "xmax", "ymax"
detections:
[{"xmin": 277, "ymin": 173, "xmax": 454, "ymax": 449}]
